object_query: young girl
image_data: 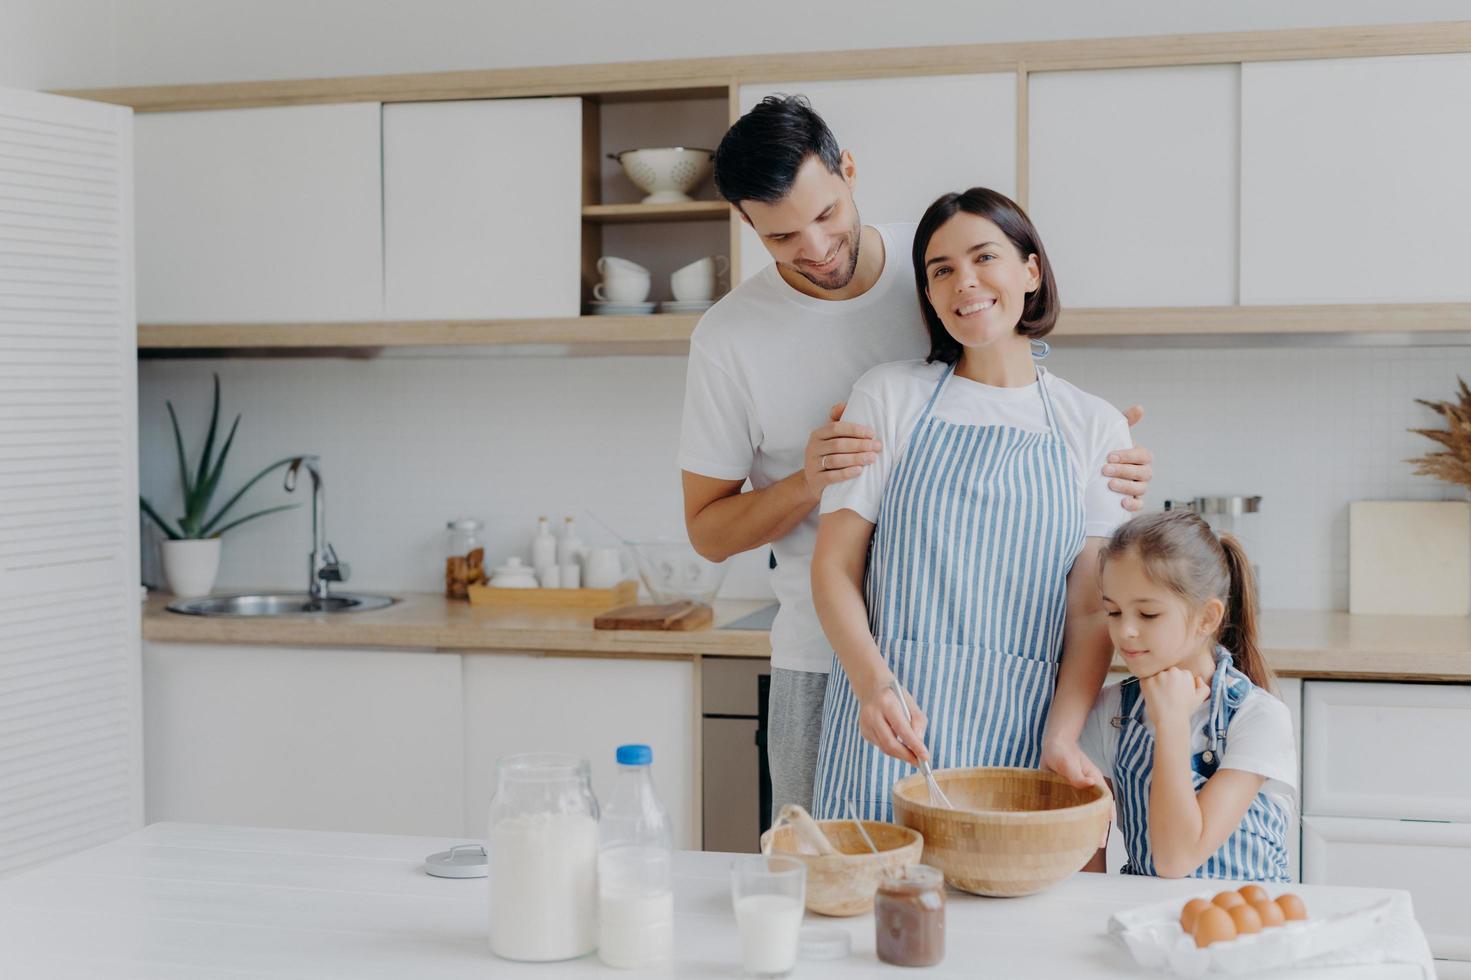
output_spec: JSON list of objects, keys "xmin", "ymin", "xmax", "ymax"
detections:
[
  {"xmin": 809, "ymin": 187, "xmax": 1137, "ymax": 822},
  {"xmin": 1080, "ymin": 510, "xmax": 1296, "ymax": 881}
]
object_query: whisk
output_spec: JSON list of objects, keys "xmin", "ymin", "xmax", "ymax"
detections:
[{"xmin": 889, "ymin": 677, "xmax": 953, "ymax": 809}]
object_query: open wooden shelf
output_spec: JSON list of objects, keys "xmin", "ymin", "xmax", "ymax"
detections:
[{"xmin": 582, "ymin": 201, "xmax": 729, "ymax": 224}]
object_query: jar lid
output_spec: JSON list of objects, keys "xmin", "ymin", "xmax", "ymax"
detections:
[
  {"xmin": 423, "ymin": 843, "xmax": 487, "ymax": 878},
  {"xmin": 880, "ymin": 863, "xmax": 945, "ymax": 891},
  {"xmin": 798, "ymin": 925, "xmax": 851, "ymax": 960},
  {"xmin": 447, "ymin": 518, "xmax": 484, "ymax": 530},
  {"xmin": 491, "ymin": 556, "xmax": 532, "ymax": 575}
]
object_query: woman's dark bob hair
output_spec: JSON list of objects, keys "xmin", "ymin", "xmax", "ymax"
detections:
[{"xmin": 911, "ymin": 187, "xmax": 1059, "ymax": 365}]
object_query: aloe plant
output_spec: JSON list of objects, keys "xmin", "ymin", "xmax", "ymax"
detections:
[{"xmin": 140, "ymin": 374, "xmax": 299, "ymax": 540}]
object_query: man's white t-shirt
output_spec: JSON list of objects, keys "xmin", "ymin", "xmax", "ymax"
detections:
[
  {"xmin": 1078, "ymin": 679, "xmax": 1299, "ymax": 816},
  {"xmin": 820, "ymin": 360, "xmax": 1133, "ymax": 539},
  {"xmin": 678, "ymin": 223, "xmax": 926, "ymax": 674}
]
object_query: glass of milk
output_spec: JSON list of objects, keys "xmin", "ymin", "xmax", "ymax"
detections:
[{"xmin": 730, "ymin": 855, "xmax": 806, "ymax": 978}]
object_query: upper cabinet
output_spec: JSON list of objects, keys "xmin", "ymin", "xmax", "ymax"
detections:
[
  {"xmin": 382, "ymin": 98, "xmax": 582, "ymax": 319},
  {"xmin": 736, "ymin": 74, "xmax": 1017, "ymax": 281},
  {"xmin": 134, "ymin": 103, "xmax": 383, "ymax": 323},
  {"xmin": 1241, "ymin": 54, "xmax": 1471, "ymax": 304},
  {"xmin": 1028, "ymin": 66, "xmax": 1239, "ymax": 308}
]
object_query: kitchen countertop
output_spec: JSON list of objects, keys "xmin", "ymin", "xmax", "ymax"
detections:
[
  {"xmin": 141, "ymin": 591, "xmax": 1471, "ymax": 681},
  {"xmin": 0, "ymin": 822, "xmax": 1427, "ymax": 979}
]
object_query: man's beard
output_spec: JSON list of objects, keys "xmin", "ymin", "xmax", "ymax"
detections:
[{"xmin": 784, "ymin": 222, "xmax": 862, "ymax": 292}]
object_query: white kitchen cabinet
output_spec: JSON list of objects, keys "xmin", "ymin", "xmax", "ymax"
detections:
[
  {"xmin": 142, "ymin": 643, "xmax": 463, "ymax": 837},
  {"xmin": 736, "ymin": 74, "xmax": 1016, "ymax": 281},
  {"xmin": 1302, "ymin": 815, "xmax": 1471, "ymax": 962},
  {"xmin": 134, "ymin": 103, "xmax": 383, "ymax": 322},
  {"xmin": 382, "ymin": 99, "xmax": 581, "ymax": 319},
  {"xmin": 1028, "ymin": 66, "xmax": 1238, "ymax": 308},
  {"xmin": 461, "ymin": 652, "xmax": 696, "ymax": 848},
  {"xmin": 1241, "ymin": 54, "xmax": 1471, "ymax": 304},
  {"xmin": 1303, "ymin": 681, "xmax": 1471, "ymax": 822}
]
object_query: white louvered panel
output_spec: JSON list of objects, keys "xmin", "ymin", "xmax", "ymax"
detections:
[{"xmin": 0, "ymin": 87, "xmax": 140, "ymax": 878}]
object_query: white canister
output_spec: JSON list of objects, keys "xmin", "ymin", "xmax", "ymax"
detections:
[
  {"xmin": 489, "ymin": 557, "xmax": 539, "ymax": 588},
  {"xmin": 583, "ymin": 546, "xmax": 624, "ymax": 589},
  {"xmin": 487, "ymin": 754, "xmax": 600, "ymax": 961}
]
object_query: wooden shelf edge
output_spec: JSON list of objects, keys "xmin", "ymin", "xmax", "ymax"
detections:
[
  {"xmin": 1057, "ymin": 303, "xmax": 1471, "ymax": 337},
  {"xmin": 136, "ymin": 304, "xmax": 1471, "ymax": 353},
  {"xmin": 137, "ymin": 315, "xmax": 700, "ymax": 349},
  {"xmin": 582, "ymin": 201, "xmax": 730, "ymax": 224}
]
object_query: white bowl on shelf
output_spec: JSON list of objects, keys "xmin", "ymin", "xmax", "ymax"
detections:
[{"xmin": 608, "ymin": 147, "xmax": 716, "ymax": 205}]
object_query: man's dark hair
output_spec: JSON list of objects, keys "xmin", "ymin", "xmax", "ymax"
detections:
[
  {"xmin": 713, "ymin": 95, "xmax": 843, "ymax": 209},
  {"xmin": 912, "ymin": 186, "xmax": 1060, "ymax": 363}
]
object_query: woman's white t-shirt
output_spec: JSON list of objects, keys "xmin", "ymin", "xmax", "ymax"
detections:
[
  {"xmin": 1079, "ymin": 679, "xmax": 1299, "ymax": 813},
  {"xmin": 820, "ymin": 358, "xmax": 1133, "ymax": 539}
]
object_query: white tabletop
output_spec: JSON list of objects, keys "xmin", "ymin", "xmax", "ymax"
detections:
[{"xmin": 0, "ymin": 823, "xmax": 1429, "ymax": 979}]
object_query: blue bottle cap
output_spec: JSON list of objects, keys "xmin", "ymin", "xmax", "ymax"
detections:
[{"xmin": 616, "ymin": 744, "xmax": 652, "ymax": 765}]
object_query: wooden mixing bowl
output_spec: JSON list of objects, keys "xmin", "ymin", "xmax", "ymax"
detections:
[
  {"xmin": 892, "ymin": 766, "xmax": 1112, "ymax": 898},
  {"xmin": 760, "ymin": 819, "xmax": 924, "ymax": 916}
]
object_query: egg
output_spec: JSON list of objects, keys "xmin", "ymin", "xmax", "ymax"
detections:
[
  {"xmin": 1228, "ymin": 903, "xmax": 1263, "ymax": 935},
  {"xmin": 1237, "ymin": 884, "xmax": 1269, "ymax": 905},
  {"xmin": 1193, "ymin": 906, "xmax": 1238, "ymax": 948},
  {"xmin": 1276, "ymin": 893, "xmax": 1308, "ymax": 921},
  {"xmin": 1253, "ymin": 898, "xmax": 1286, "ymax": 928},
  {"xmin": 1211, "ymin": 890, "xmax": 1246, "ymax": 910},
  {"xmin": 1180, "ymin": 897, "xmax": 1212, "ymax": 933}
]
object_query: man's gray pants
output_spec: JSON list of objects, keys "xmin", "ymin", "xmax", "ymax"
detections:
[{"xmin": 767, "ymin": 667, "xmax": 829, "ymax": 821}]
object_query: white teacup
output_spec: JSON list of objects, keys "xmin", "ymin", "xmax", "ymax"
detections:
[
  {"xmin": 670, "ymin": 255, "xmax": 729, "ymax": 302},
  {"xmin": 594, "ymin": 275, "xmax": 651, "ymax": 303},
  {"xmin": 597, "ymin": 256, "xmax": 651, "ymax": 277}
]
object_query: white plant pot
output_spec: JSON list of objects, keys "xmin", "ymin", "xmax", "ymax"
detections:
[{"xmin": 161, "ymin": 538, "xmax": 222, "ymax": 597}]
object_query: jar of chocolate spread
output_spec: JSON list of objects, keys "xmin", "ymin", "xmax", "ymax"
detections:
[{"xmin": 875, "ymin": 864, "xmax": 945, "ymax": 967}]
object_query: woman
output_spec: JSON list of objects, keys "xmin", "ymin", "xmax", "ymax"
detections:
[{"xmin": 810, "ymin": 187, "xmax": 1131, "ymax": 821}]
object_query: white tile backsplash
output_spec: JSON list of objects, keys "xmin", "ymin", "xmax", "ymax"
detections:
[{"xmin": 138, "ymin": 343, "xmax": 1471, "ymax": 608}]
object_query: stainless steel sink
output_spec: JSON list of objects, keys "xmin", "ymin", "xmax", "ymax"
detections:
[{"xmin": 167, "ymin": 592, "xmax": 395, "ymax": 617}]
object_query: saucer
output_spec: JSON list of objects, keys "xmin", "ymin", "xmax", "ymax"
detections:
[
  {"xmin": 659, "ymin": 300, "xmax": 716, "ymax": 314},
  {"xmin": 589, "ymin": 301, "xmax": 657, "ymax": 316}
]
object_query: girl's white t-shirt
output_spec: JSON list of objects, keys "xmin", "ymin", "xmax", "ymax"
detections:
[
  {"xmin": 820, "ymin": 358, "xmax": 1133, "ymax": 539},
  {"xmin": 1079, "ymin": 679, "xmax": 1299, "ymax": 812}
]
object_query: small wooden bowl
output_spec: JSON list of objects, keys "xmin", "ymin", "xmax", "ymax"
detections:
[
  {"xmin": 760, "ymin": 819, "xmax": 924, "ymax": 917},
  {"xmin": 893, "ymin": 767, "xmax": 1112, "ymax": 898}
]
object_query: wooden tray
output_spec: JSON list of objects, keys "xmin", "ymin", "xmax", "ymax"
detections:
[{"xmin": 466, "ymin": 579, "xmax": 637, "ymax": 610}]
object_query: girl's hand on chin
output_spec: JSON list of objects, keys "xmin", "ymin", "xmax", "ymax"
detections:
[{"xmin": 1139, "ymin": 667, "xmax": 1209, "ymax": 724}]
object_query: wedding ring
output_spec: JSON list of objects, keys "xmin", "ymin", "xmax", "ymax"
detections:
[{"xmin": 821, "ymin": 454, "xmax": 830, "ymax": 470}]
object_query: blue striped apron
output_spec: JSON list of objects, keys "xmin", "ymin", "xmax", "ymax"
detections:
[
  {"xmin": 1112, "ymin": 648, "xmax": 1291, "ymax": 882},
  {"xmin": 812, "ymin": 360, "xmax": 1086, "ymax": 822}
]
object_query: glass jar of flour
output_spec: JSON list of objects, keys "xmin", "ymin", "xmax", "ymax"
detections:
[{"xmin": 486, "ymin": 753, "xmax": 601, "ymax": 961}]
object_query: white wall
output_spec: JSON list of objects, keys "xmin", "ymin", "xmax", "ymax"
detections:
[
  {"xmin": 138, "ymin": 344, "xmax": 1471, "ymax": 610},
  {"xmin": 0, "ymin": 0, "xmax": 114, "ymax": 90}
]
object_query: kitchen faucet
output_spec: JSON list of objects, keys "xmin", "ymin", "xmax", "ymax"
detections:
[{"xmin": 283, "ymin": 456, "xmax": 349, "ymax": 605}]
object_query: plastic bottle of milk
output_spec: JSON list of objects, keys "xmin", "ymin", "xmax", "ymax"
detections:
[{"xmin": 597, "ymin": 744, "xmax": 674, "ymax": 969}]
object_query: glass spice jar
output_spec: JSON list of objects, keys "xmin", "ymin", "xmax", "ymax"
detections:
[
  {"xmin": 444, "ymin": 517, "xmax": 485, "ymax": 599},
  {"xmin": 875, "ymin": 864, "xmax": 945, "ymax": 967}
]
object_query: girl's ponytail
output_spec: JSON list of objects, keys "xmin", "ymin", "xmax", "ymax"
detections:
[{"xmin": 1218, "ymin": 533, "xmax": 1275, "ymax": 693}]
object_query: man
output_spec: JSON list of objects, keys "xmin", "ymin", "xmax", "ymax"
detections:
[{"xmin": 678, "ymin": 95, "xmax": 1153, "ymax": 816}]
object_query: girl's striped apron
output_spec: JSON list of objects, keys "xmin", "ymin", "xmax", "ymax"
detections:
[
  {"xmin": 1112, "ymin": 648, "xmax": 1292, "ymax": 882},
  {"xmin": 812, "ymin": 360, "xmax": 1086, "ymax": 822}
]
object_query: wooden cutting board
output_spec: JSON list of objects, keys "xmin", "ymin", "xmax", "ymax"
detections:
[{"xmin": 593, "ymin": 601, "xmax": 713, "ymax": 631}]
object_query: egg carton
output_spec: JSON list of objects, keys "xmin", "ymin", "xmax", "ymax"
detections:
[{"xmin": 1107, "ymin": 889, "xmax": 1428, "ymax": 977}]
